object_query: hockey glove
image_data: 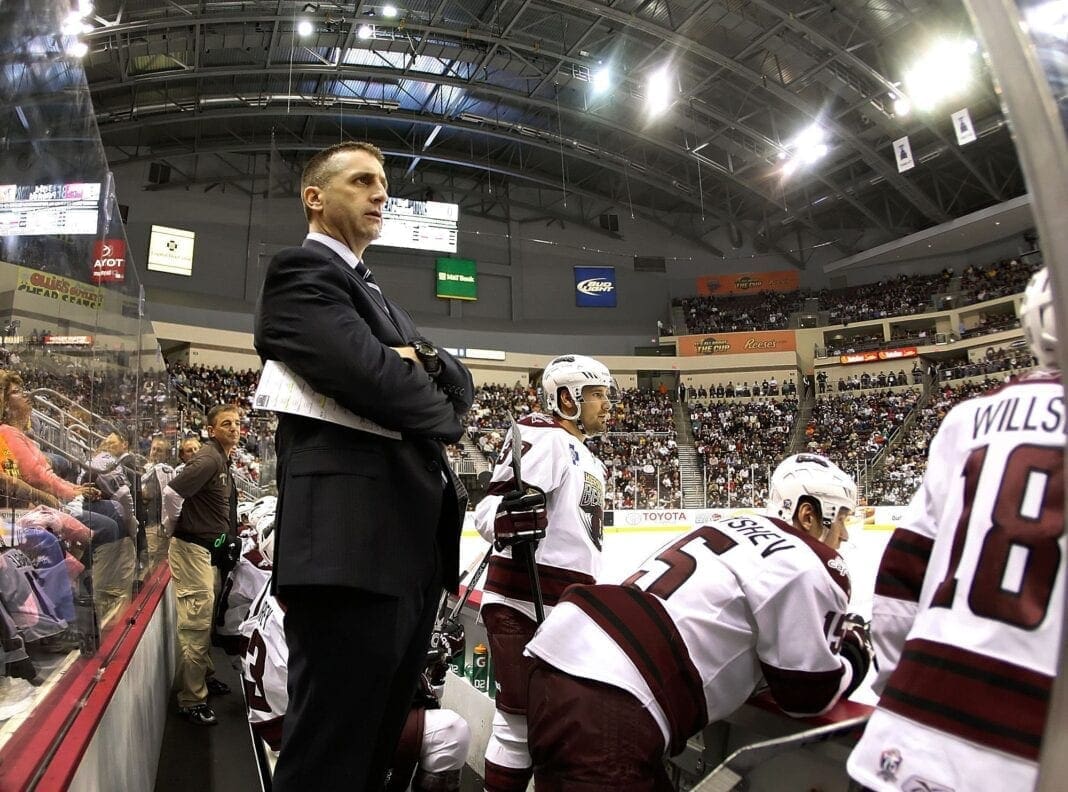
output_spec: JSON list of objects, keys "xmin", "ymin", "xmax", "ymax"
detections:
[
  {"xmin": 493, "ymin": 486, "xmax": 547, "ymax": 550},
  {"xmin": 838, "ymin": 613, "xmax": 876, "ymax": 697}
]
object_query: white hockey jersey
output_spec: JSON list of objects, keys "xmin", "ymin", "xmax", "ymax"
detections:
[
  {"xmin": 218, "ymin": 536, "xmax": 273, "ymax": 641},
  {"xmin": 848, "ymin": 372, "xmax": 1065, "ymax": 792},
  {"xmin": 526, "ymin": 512, "xmax": 857, "ymax": 756},
  {"xmin": 240, "ymin": 580, "xmax": 289, "ymax": 751},
  {"xmin": 474, "ymin": 413, "xmax": 607, "ymax": 620}
]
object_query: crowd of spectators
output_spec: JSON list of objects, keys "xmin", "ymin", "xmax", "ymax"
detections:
[
  {"xmin": 866, "ymin": 379, "xmax": 1004, "ymax": 504},
  {"xmin": 678, "ymin": 291, "xmax": 801, "ymax": 334},
  {"xmin": 821, "ymin": 271, "xmax": 954, "ymax": 325},
  {"xmin": 823, "ymin": 366, "xmax": 921, "ymax": 393},
  {"xmin": 958, "ymin": 258, "xmax": 1041, "ymax": 305},
  {"xmin": 168, "ymin": 363, "xmax": 259, "ymax": 414},
  {"xmin": 804, "ymin": 389, "xmax": 920, "ymax": 468},
  {"xmin": 959, "ymin": 310, "xmax": 1021, "ymax": 339},
  {"xmin": 675, "ymin": 257, "xmax": 1042, "ymax": 336},
  {"xmin": 821, "ymin": 331, "xmax": 886, "ymax": 357},
  {"xmin": 682, "ymin": 378, "xmax": 797, "ymax": 399},
  {"xmin": 938, "ymin": 346, "xmax": 1038, "ymax": 382},
  {"xmin": 690, "ymin": 399, "xmax": 798, "ymax": 508}
]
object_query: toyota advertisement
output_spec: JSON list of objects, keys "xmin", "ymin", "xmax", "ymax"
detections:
[{"xmin": 574, "ymin": 266, "xmax": 616, "ymax": 307}]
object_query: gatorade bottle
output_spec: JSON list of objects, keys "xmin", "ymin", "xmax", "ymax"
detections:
[
  {"xmin": 471, "ymin": 642, "xmax": 489, "ymax": 694},
  {"xmin": 448, "ymin": 646, "xmax": 465, "ymax": 678}
]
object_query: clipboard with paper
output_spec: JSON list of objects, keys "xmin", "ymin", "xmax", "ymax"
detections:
[{"xmin": 253, "ymin": 360, "xmax": 401, "ymax": 440}]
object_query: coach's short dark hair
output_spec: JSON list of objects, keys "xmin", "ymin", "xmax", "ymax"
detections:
[
  {"xmin": 207, "ymin": 404, "xmax": 241, "ymax": 426},
  {"xmin": 300, "ymin": 142, "xmax": 385, "ymax": 221}
]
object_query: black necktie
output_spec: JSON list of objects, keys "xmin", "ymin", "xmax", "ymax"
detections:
[{"xmin": 354, "ymin": 260, "xmax": 388, "ymax": 311}]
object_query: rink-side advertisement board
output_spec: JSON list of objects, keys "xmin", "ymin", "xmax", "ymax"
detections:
[{"xmin": 574, "ymin": 266, "xmax": 616, "ymax": 307}]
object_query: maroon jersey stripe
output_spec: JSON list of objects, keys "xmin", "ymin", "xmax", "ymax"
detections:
[
  {"xmin": 562, "ymin": 585, "xmax": 707, "ymax": 756},
  {"xmin": 874, "ymin": 529, "xmax": 934, "ymax": 602},
  {"xmin": 759, "ymin": 662, "xmax": 847, "ymax": 716},
  {"xmin": 880, "ymin": 638, "xmax": 1050, "ymax": 760},
  {"xmin": 251, "ymin": 717, "xmax": 285, "ymax": 752},
  {"xmin": 484, "ymin": 555, "xmax": 594, "ymax": 606}
]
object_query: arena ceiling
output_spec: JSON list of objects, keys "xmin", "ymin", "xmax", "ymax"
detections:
[{"xmin": 17, "ymin": 0, "xmax": 1033, "ymax": 261}]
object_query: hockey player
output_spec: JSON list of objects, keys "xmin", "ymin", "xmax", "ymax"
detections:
[
  {"xmin": 524, "ymin": 453, "xmax": 874, "ymax": 789},
  {"xmin": 848, "ymin": 267, "xmax": 1064, "ymax": 792},
  {"xmin": 474, "ymin": 354, "xmax": 616, "ymax": 791}
]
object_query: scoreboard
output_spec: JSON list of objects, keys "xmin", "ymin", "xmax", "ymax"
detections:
[{"xmin": 0, "ymin": 182, "xmax": 101, "ymax": 236}]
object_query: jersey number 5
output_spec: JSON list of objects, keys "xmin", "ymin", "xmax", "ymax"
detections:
[
  {"xmin": 930, "ymin": 444, "xmax": 1063, "ymax": 628},
  {"xmin": 623, "ymin": 525, "xmax": 737, "ymax": 599}
]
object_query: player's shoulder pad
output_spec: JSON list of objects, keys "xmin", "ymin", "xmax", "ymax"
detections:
[
  {"xmin": 518, "ymin": 413, "xmax": 564, "ymax": 430},
  {"xmin": 773, "ymin": 518, "xmax": 851, "ymax": 600}
]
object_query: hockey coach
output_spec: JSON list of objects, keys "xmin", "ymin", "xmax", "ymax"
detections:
[{"xmin": 255, "ymin": 141, "xmax": 473, "ymax": 791}]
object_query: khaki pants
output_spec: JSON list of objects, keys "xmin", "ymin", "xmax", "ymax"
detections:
[
  {"xmin": 93, "ymin": 537, "xmax": 136, "ymax": 625},
  {"xmin": 169, "ymin": 537, "xmax": 216, "ymax": 708},
  {"xmin": 145, "ymin": 525, "xmax": 170, "ymax": 573}
]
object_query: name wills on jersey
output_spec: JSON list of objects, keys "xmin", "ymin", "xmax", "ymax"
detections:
[{"xmin": 972, "ymin": 393, "xmax": 1064, "ymax": 441}]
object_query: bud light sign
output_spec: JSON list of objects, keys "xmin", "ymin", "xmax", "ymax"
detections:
[
  {"xmin": 91, "ymin": 239, "xmax": 126, "ymax": 283},
  {"xmin": 574, "ymin": 266, "xmax": 616, "ymax": 307}
]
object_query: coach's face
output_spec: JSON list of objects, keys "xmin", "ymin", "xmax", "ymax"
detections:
[{"xmin": 306, "ymin": 148, "xmax": 389, "ymax": 258}]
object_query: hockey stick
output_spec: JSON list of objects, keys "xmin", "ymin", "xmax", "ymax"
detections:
[
  {"xmin": 508, "ymin": 418, "xmax": 545, "ymax": 623},
  {"xmin": 447, "ymin": 545, "xmax": 493, "ymax": 621},
  {"xmin": 691, "ymin": 714, "xmax": 870, "ymax": 792}
]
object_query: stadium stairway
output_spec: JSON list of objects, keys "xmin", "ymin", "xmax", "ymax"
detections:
[
  {"xmin": 460, "ymin": 434, "xmax": 492, "ymax": 475},
  {"xmin": 786, "ymin": 381, "xmax": 816, "ymax": 456},
  {"xmin": 673, "ymin": 399, "xmax": 705, "ymax": 508},
  {"xmin": 671, "ymin": 303, "xmax": 689, "ymax": 335}
]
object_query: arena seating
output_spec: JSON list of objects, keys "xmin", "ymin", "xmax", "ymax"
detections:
[
  {"xmin": 673, "ymin": 258, "xmax": 1041, "ymax": 335},
  {"xmin": 804, "ymin": 389, "xmax": 920, "ymax": 467},
  {"xmin": 690, "ymin": 398, "xmax": 797, "ymax": 507}
]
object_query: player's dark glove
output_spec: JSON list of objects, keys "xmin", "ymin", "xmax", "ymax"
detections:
[
  {"xmin": 493, "ymin": 486, "xmax": 547, "ymax": 550},
  {"xmin": 440, "ymin": 617, "xmax": 466, "ymax": 662},
  {"xmin": 838, "ymin": 613, "xmax": 876, "ymax": 696}
]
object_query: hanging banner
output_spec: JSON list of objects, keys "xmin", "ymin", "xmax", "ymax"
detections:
[
  {"xmin": 695, "ymin": 269, "xmax": 799, "ymax": 296},
  {"xmin": 894, "ymin": 136, "xmax": 915, "ymax": 172},
  {"xmin": 574, "ymin": 266, "xmax": 617, "ymax": 307},
  {"xmin": 91, "ymin": 239, "xmax": 126, "ymax": 283},
  {"xmin": 952, "ymin": 108, "xmax": 977, "ymax": 145},
  {"xmin": 677, "ymin": 330, "xmax": 796, "ymax": 356},
  {"xmin": 16, "ymin": 268, "xmax": 104, "ymax": 310}
]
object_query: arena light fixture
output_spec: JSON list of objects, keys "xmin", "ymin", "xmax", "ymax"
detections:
[
  {"xmin": 382, "ymin": 4, "xmax": 398, "ymax": 17},
  {"xmin": 903, "ymin": 39, "xmax": 978, "ymax": 112},
  {"xmin": 357, "ymin": 24, "xmax": 374, "ymax": 39},
  {"xmin": 591, "ymin": 66, "xmax": 612, "ymax": 96},
  {"xmin": 67, "ymin": 40, "xmax": 89, "ymax": 58},
  {"xmin": 61, "ymin": 11, "xmax": 82, "ymax": 35},
  {"xmin": 893, "ymin": 95, "xmax": 912, "ymax": 116},
  {"xmin": 297, "ymin": 19, "xmax": 314, "ymax": 36},
  {"xmin": 78, "ymin": 0, "xmax": 94, "ymax": 15},
  {"xmin": 646, "ymin": 67, "xmax": 672, "ymax": 116}
]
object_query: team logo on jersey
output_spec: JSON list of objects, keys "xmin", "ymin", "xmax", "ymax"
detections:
[
  {"xmin": 578, "ymin": 472, "xmax": 604, "ymax": 550},
  {"xmin": 877, "ymin": 748, "xmax": 903, "ymax": 781},
  {"xmin": 569, "ymin": 443, "xmax": 580, "ymax": 465},
  {"xmin": 827, "ymin": 556, "xmax": 850, "ymax": 579},
  {"xmin": 902, "ymin": 776, "xmax": 955, "ymax": 792}
]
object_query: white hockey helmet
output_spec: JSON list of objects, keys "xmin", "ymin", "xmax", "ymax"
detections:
[
  {"xmin": 256, "ymin": 514, "xmax": 276, "ymax": 565},
  {"xmin": 1018, "ymin": 267, "xmax": 1058, "ymax": 369},
  {"xmin": 767, "ymin": 453, "xmax": 858, "ymax": 527},
  {"xmin": 541, "ymin": 354, "xmax": 619, "ymax": 421}
]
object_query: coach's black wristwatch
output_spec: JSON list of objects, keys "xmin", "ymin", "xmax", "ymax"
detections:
[{"xmin": 412, "ymin": 338, "xmax": 443, "ymax": 378}]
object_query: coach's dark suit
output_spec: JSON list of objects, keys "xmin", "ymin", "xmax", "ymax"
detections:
[{"xmin": 254, "ymin": 239, "xmax": 472, "ymax": 791}]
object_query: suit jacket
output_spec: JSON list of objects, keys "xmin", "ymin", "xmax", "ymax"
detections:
[{"xmin": 254, "ymin": 240, "xmax": 473, "ymax": 595}]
